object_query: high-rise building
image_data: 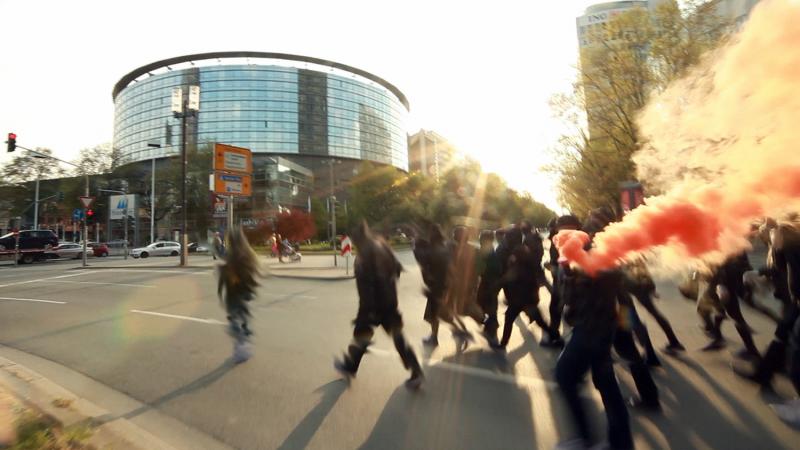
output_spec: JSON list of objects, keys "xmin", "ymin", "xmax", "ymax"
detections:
[{"xmin": 407, "ymin": 130, "xmax": 457, "ymax": 182}]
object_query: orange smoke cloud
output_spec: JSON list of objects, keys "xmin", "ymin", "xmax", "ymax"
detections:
[{"xmin": 556, "ymin": 0, "xmax": 800, "ymax": 275}]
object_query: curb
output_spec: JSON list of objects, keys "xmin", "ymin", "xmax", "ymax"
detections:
[
  {"xmin": 267, "ymin": 271, "xmax": 354, "ymax": 281},
  {"xmin": 0, "ymin": 356, "xmax": 177, "ymax": 450}
]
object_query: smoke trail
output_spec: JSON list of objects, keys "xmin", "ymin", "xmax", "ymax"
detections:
[{"xmin": 556, "ymin": 0, "xmax": 800, "ymax": 276}]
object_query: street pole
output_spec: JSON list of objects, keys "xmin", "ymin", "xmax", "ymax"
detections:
[
  {"xmin": 123, "ymin": 200, "xmax": 128, "ymax": 260},
  {"xmin": 82, "ymin": 174, "xmax": 88, "ymax": 267},
  {"xmin": 33, "ymin": 178, "xmax": 40, "ymax": 229},
  {"xmin": 329, "ymin": 159, "xmax": 337, "ymax": 266},
  {"xmin": 151, "ymin": 157, "xmax": 156, "ymax": 244},
  {"xmin": 227, "ymin": 195, "xmax": 234, "ymax": 237},
  {"xmin": 180, "ymin": 100, "xmax": 188, "ymax": 267}
]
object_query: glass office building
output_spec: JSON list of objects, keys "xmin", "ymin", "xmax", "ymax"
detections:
[{"xmin": 112, "ymin": 52, "xmax": 409, "ymax": 172}]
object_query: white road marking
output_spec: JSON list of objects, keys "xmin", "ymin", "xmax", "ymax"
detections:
[
  {"xmin": 129, "ymin": 309, "xmax": 226, "ymax": 325},
  {"xmin": 262, "ymin": 293, "xmax": 317, "ymax": 300},
  {"xmin": 0, "ymin": 271, "xmax": 95, "ymax": 288},
  {"xmin": 47, "ymin": 280, "xmax": 156, "ymax": 288},
  {"xmin": 107, "ymin": 269, "xmax": 212, "ymax": 276},
  {"xmin": 0, "ymin": 296, "xmax": 66, "ymax": 305}
]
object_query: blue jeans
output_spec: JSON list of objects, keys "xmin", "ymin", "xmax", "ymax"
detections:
[{"xmin": 556, "ymin": 326, "xmax": 633, "ymax": 450}]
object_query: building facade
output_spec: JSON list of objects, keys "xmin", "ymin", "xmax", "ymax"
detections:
[
  {"xmin": 407, "ymin": 130, "xmax": 457, "ymax": 182},
  {"xmin": 113, "ymin": 52, "xmax": 409, "ymax": 173}
]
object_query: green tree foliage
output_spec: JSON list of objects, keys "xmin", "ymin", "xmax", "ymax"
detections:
[
  {"xmin": 1, "ymin": 148, "xmax": 66, "ymax": 183},
  {"xmin": 549, "ymin": 0, "xmax": 732, "ymax": 217},
  {"xmin": 74, "ymin": 142, "xmax": 116, "ymax": 176},
  {"xmin": 347, "ymin": 159, "xmax": 554, "ymax": 234}
]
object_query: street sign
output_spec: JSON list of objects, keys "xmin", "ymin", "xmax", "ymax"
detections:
[
  {"xmin": 72, "ymin": 208, "xmax": 84, "ymax": 221},
  {"xmin": 188, "ymin": 85, "xmax": 200, "ymax": 111},
  {"xmin": 341, "ymin": 236, "xmax": 352, "ymax": 257},
  {"xmin": 213, "ymin": 172, "xmax": 252, "ymax": 196},
  {"xmin": 79, "ymin": 196, "xmax": 94, "ymax": 208},
  {"xmin": 213, "ymin": 143, "xmax": 252, "ymax": 174},
  {"xmin": 171, "ymin": 88, "xmax": 183, "ymax": 114}
]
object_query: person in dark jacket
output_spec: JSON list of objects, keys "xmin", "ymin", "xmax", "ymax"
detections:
[
  {"xmin": 413, "ymin": 224, "xmax": 472, "ymax": 349},
  {"xmin": 477, "ymin": 229, "xmax": 503, "ymax": 346},
  {"xmin": 555, "ymin": 261, "xmax": 633, "ymax": 450},
  {"xmin": 543, "ymin": 214, "xmax": 582, "ymax": 348},
  {"xmin": 498, "ymin": 226, "xmax": 551, "ymax": 348},
  {"xmin": 335, "ymin": 221, "xmax": 423, "ymax": 389}
]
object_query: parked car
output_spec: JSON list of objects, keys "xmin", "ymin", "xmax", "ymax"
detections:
[
  {"xmin": 187, "ymin": 242, "xmax": 209, "ymax": 253},
  {"xmin": 54, "ymin": 242, "xmax": 88, "ymax": 259},
  {"xmin": 130, "ymin": 241, "xmax": 181, "ymax": 258},
  {"xmin": 0, "ymin": 230, "xmax": 58, "ymax": 251},
  {"xmin": 88, "ymin": 242, "xmax": 109, "ymax": 257}
]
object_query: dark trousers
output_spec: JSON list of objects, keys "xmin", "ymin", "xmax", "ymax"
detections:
[
  {"xmin": 500, "ymin": 293, "xmax": 548, "ymax": 347},
  {"xmin": 614, "ymin": 328, "xmax": 659, "ymax": 406},
  {"xmin": 549, "ymin": 266, "xmax": 564, "ymax": 338},
  {"xmin": 478, "ymin": 281, "xmax": 500, "ymax": 339},
  {"xmin": 633, "ymin": 291, "xmax": 681, "ymax": 347},
  {"xmin": 749, "ymin": 304, "xmax": 800, "ymax": 386},
  {"xmin": 789, "ymin": 312, "xmax": 800, "ymax": 395},
  {"xmin": 341, "ymin": 322, "xmax": 421, "ymax": 376},
  {"xmin": 555, "ymin": 327, "xmax": 633, "ymax": 450}
]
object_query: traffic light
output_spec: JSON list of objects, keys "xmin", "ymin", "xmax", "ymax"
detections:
[
  {"xmin": 86, "ymin": 209, "xmax": 94, "ymax": 222},
  {"xmin": 6, "ymin": 133, "xmax": 16, "ymax": 153},
  {"xmin": 57, "ymin": 191, "xmax": 64, "ymax": 201}
]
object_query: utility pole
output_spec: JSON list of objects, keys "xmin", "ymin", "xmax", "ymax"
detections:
[
  {"xmin": 328, "ymin": 159, "xmax": 338, "ymax": 266},
  {"xmin": 147, "ymin": 142, "xmax": 160, "ymax": 245},
  {"xmin": 172, "ymin": 86, "xmax": 200, "ymax": 266},
  {"xmin": 33, "ymin": 178, "xmax": 40, "ymax": 229}
]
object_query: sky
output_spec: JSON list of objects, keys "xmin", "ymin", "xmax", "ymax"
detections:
[{"xmin": 0, "ymin": 0, "xmax": 600, "ymax": 212}]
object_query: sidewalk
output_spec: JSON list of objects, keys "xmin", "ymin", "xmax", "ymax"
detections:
[
  {"xmin": 264, "ymin": 253, "xmax": 355, "ymax": 280},
  {"xmin": 0, "ymin": 355, "xmax": 177, "ymax": 450}
]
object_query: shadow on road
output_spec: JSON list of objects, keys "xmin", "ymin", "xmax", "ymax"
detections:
[
  {"xmin": 276, "ymin": 379, "xmax": 347, "ymax": 450},
  {"xmin": 92, "ymin": 359, "xmax": 237, "ymax": 425},
  {"xmin": 358, "ymin": 348, "xmax": 538, "ymax": 450},
  {"xmin": 628, "ymin": 356, "xmax": 793, "ymax": 450}
]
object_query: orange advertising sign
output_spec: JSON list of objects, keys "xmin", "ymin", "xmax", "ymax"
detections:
[{"xmin": 214, "ymin": 143, "xmax": 252, "ymax": 174}]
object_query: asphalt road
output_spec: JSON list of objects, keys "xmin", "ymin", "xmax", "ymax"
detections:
[{"xmin": 0, "ymin": 251, "xmax": 798, "ymax": 449}]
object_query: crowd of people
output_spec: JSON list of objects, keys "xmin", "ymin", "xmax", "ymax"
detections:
[{"xmin": 214, "ymin": 209, "xmax": 800, "ymax": 450}]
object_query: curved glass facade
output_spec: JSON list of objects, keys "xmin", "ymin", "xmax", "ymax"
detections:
[{"xmin": 113, "ymin": 61, "xmax": 408, "ymax": 170}]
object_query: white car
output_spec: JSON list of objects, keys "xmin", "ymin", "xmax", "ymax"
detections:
[
  {"xmin": 54, "ymin": 243, "xmax": 89, "ymax": 259},
  {"xmin": 130, "ymin": 241, "xmax": 181, "ymax": 258}
]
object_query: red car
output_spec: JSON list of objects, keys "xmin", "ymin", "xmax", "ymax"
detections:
[{"xmin": 88, "ymin": 242, "xmax": 109, "ymax": 257}]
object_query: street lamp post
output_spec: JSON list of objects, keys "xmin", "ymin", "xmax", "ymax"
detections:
[
  {"xmin": 325, "ymin": 159, "xmax": 341, "ymax": 266},
  {"xmin": 172, "ymin": 86, "xmax": 200, "ymax": 267},
  {"xmin": 147, "ymin": 142, "xmax": 161, "ymax": 245}
]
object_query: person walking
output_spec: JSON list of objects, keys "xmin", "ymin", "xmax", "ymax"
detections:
[
  {"xmin": 216, "ymin": 227, "xmax": 261, "ymax": 363},
  {"xmin": 542, "ymin": 214, "xmax": 582, "ymax": 349},
  {"xmin": 477, "ymin": 229, "xmax": 503, "ymax": 347},
  {"xmin": 334, "ymin": 221, "xmax": 424, "ymax": 389},
  {"xmin": 212, "ymin": 231, "xmax": 225, "ymax": 260}
]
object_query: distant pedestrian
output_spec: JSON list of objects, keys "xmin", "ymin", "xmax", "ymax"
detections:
[
  {"xmin": 212, "ymin": 231, "xmax": 225, "ymax": 260},
  {"xmin": 335, "ymin": 221, "xmax": 423, "ymax": 389},
  {"xmin": 216, "ymin": 227, "xmax": 261, "ymax": 363}
]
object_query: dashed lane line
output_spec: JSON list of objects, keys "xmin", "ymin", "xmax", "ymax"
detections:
[{"xmin": 0, "ymin": 296, "xmax": 67, "ymax": 305}]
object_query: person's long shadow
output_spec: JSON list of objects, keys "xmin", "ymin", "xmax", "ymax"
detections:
[
  {"xmin": 627, "ymin": 356, "xmax": 792, "ymax": 450},
  {"xmin": 277, "ymin": 379, "xmax": 347, "ymax": 450},
  {"xmin": 92, "ymin": 358, "xmax": 237, "ymax": 425},
  {"xmin": 359, "ymin": 348, "xmax": 538, "ymax": 450}
]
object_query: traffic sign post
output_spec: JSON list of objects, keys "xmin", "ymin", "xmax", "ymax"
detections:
[
  {"xmin": 211, "ymin": 143, "xmax": 253, "ymax": 243},
  {"xmin": 341, "ymin": 235, "xmax": 352, "ymax": 276},
  {"xmin": 79, "ymin": 196, "xmax": 95, "ymax": 209}
]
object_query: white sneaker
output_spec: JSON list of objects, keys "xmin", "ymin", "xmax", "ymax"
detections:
[
  {"xmin": 554, "ymin": 439, "xmax": 587, "ymax": 450},
  {"xmin": 770, "ymin": 398, "xmax": 800, "ymax": 427},
  {"xmin": 233, "ymin": 342, "xmax": 252, "ymax": 363}
]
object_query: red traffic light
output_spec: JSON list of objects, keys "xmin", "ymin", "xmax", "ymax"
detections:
[
  {"xmin": 6, "ymin": 132, "xmax": 16, "ymax": 153},
  {"xmin": 8, "ymin": 133, "xmax": 16, "ymax": 140},
  {"xmin": 86, "ymin": 209, "xmax": 94, "ymax": 217}
]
